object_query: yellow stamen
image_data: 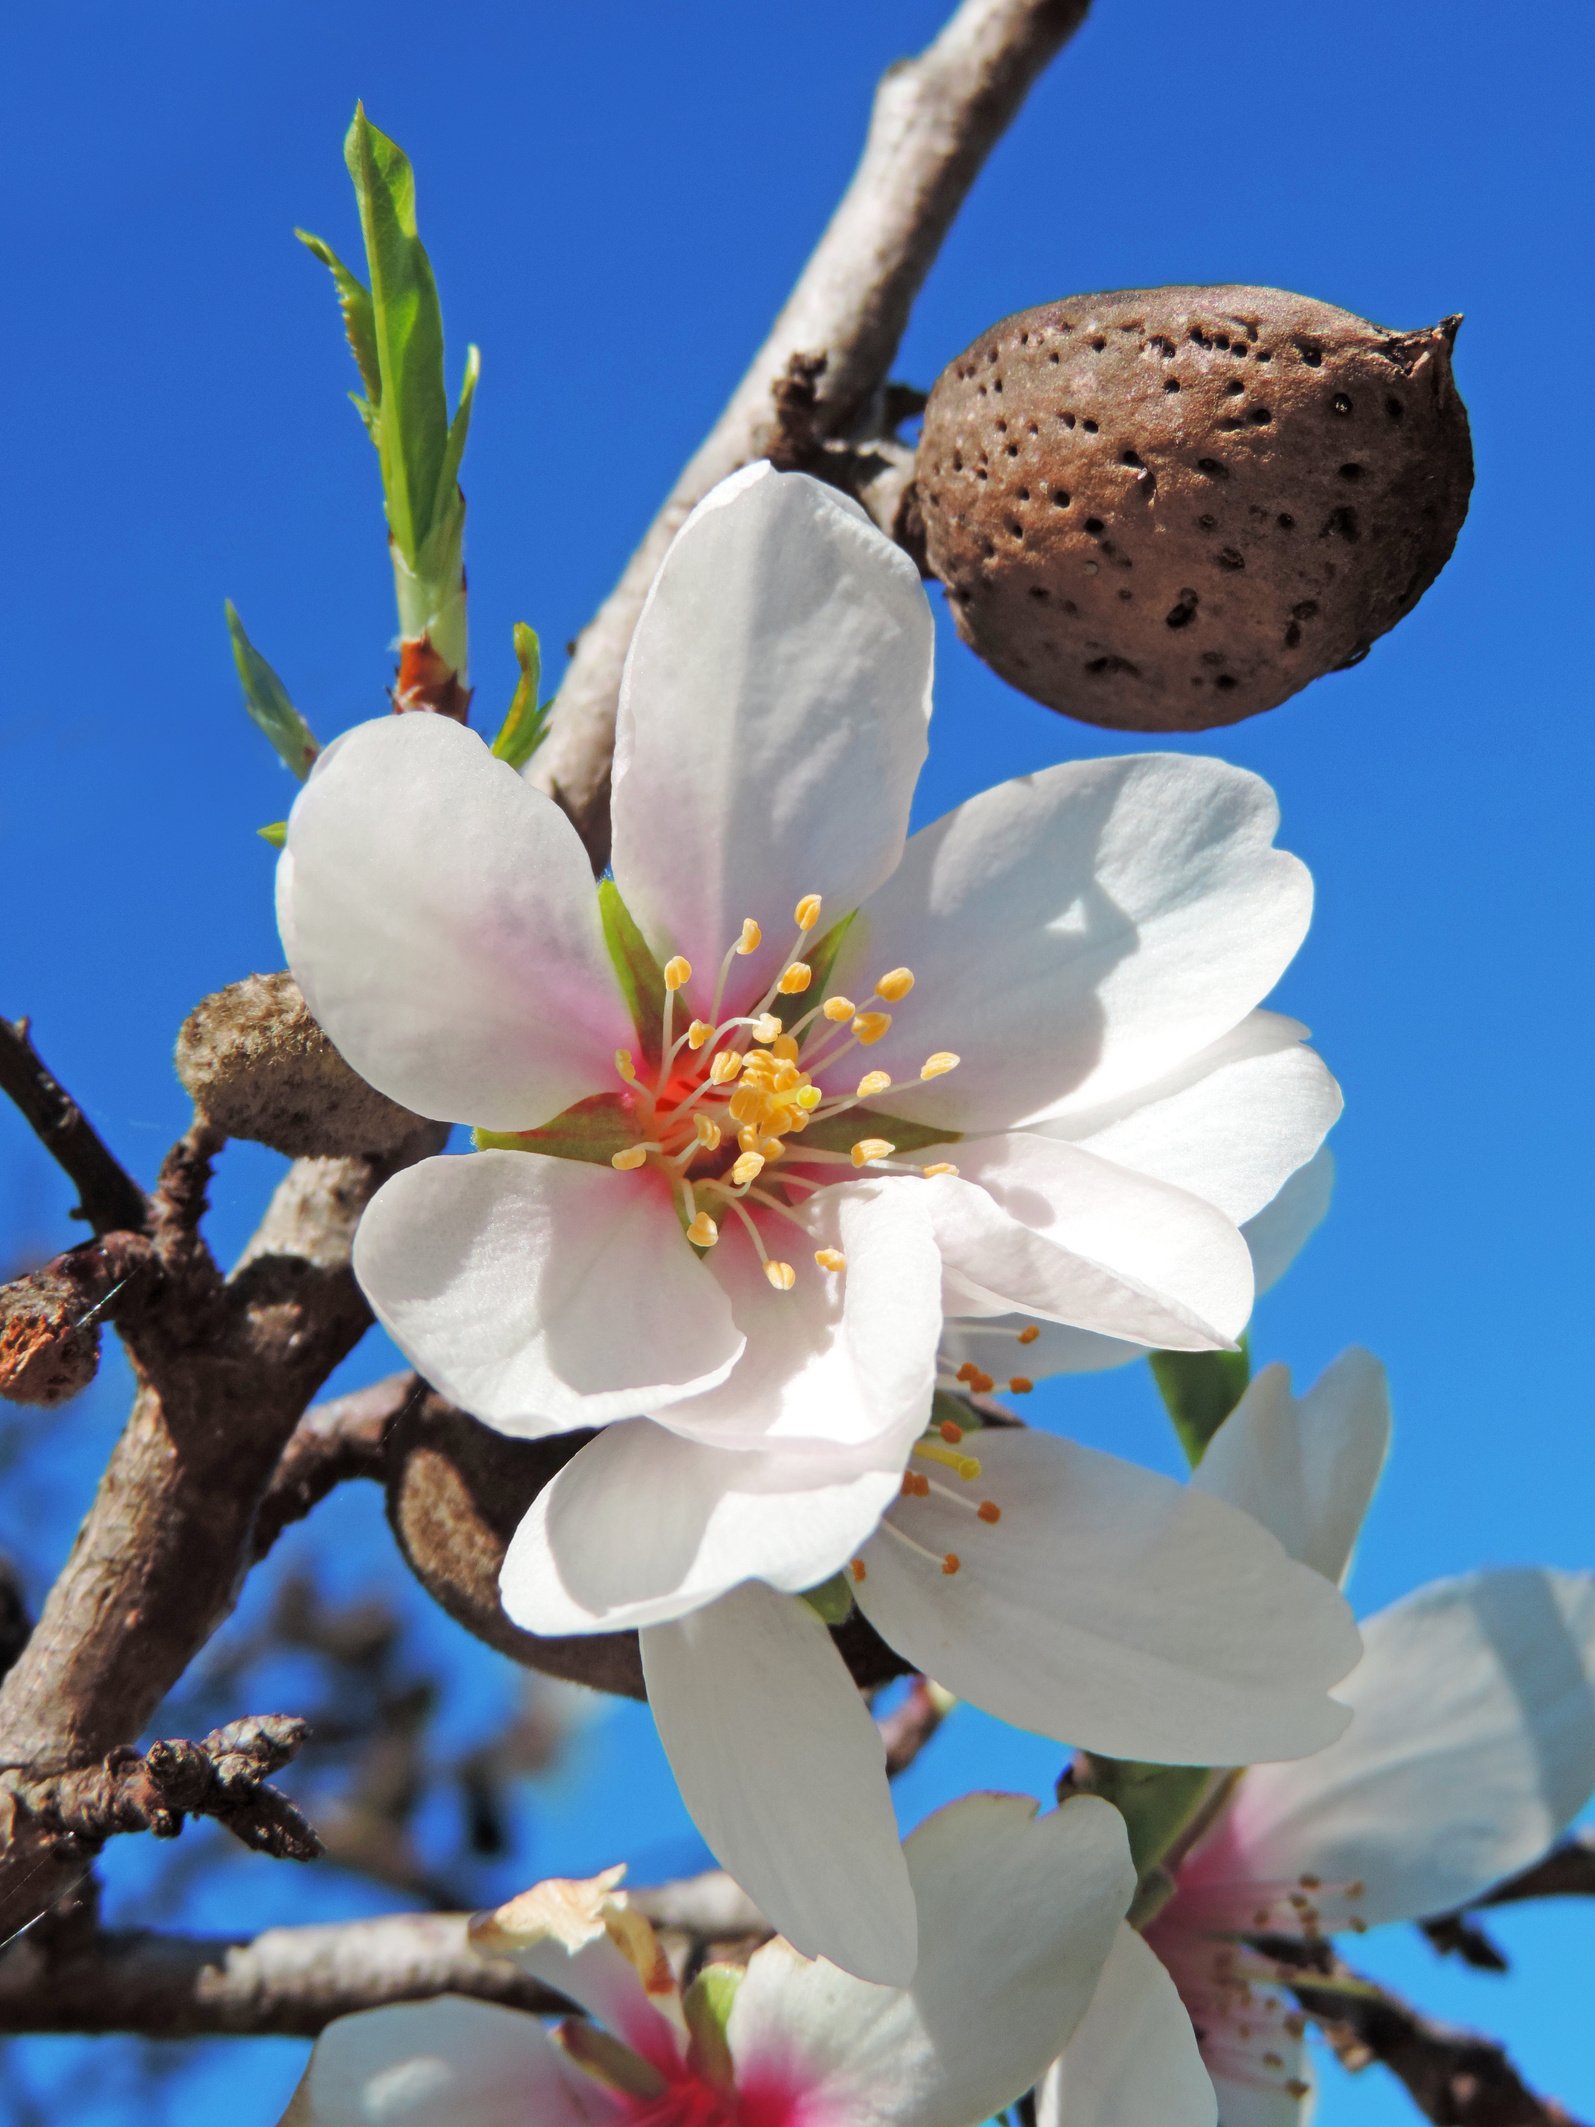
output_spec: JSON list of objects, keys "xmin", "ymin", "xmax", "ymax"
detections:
[
  {"xmin": 796, "ymin": 1085, "xmax": 823, "ymax": 1110},
  {"xmin": 730, "ymin": 1150, "xmax": 765, "ymax": 1187},
  {"xmin": 778, "ymin": 963, "xmax": 812, "ymax": 995},
  {"xmin": 822, "ymin": 995, "xmax": 856, "ymax": 1023},
  {"xmin": 736, "ymin": 918, "xmax": 762, "ymax": 955},
  {"xmin": 851, "ymin": 1137, "xmax": 896, "ymax": 1168},
  {"xmin": 611, "ymin": 1145, "xmax": 650, "ymax": 1172},
  {"xmin": 709, "ymin": 1050, "xmax": 744, "ymax": 1085},
  {"xmin": 794, "ymin": 894, "xmax": 823, "ymax": 931},
  {"xmin": 852, "ymin": 1011, "xmax": 892, "ymax": 1046},
  {"xmin": 664, "ymin": 955, "xmax": 692, "ymax": 992},
  {"xmin": 728, "ymin": 1086, "xmax": 765, "ymax": 1125},
  {"xmin": 874, "ymin": 967, "xmax": 915, "ymax": 1003},
  {"xmin": 915, "ymin": 1438, "xmax": 983, "ymax": 1481},
  {"xmin": 771, "ymin": 1034, "xmax": 800, "ymax": 1063},
  {"xmin": 686, "ymin": 1019, "xmax": 714, "ymax": 1050},
  {"xmin": 694, "ymin": 1116, "xmax": 722, "ymax": 1149},
  {"xmin": 758, "ymin": 1137, "xmax": 786, "ymax": 1163},
  {"xmin": 750, "ymin": 1013, "xmax": 782, "ymax": 1044},
  {"xmin": 856, "ymin": 1069, "xmax": 892, "ymax": 1099},
  {"xmin": 920, "ymin": 1051, "xmax": 961, "ymax": 1079},
  {"xmin": 764, "ymin": 1259, "xmax": 797, "ymax": 1291},
  {"xmin": 686, "ymin": 1212, "xmax": 719, "ymax": 1247},
  {"xmin": 921, "ymin": 1161, "xmax": 959, "ymax": 1179},
  {"xmin": 814, "ymin": 1247, "xmax": 846, "ymax": 1272},
  {"xmin": 614, "ymin": 1048, "xmax": 637, "ymax": 1083}
]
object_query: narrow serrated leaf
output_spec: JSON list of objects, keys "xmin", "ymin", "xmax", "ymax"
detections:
[
  {"xmin": 491, "ymin": 622, "xmax": 548, "ymax": 769},
  {"xmin": 344, "ymin": 105, "xmax": 448, "ymax": 565},
  {"xmin": 598, "ymin": 878, "xmax": 667, "ymax": 1065},
  {"xmin": 295, "ymin": 228, "xmax": 380, "ymax": 407},
  {"xmin": 225, "ymin": 602, "xmax": 320, "ymax": 778}
]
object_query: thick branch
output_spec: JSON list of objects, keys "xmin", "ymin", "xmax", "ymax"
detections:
[
  {"xmin": 530, "ymin": 0, "xmax": 1090, "ymax": 865},
  {"xmin": 1471, "ymin": 1831, "xmax": 1595, "ymax": 1911},
  {"xmin": 0, "ymin": 1018, "xmax": 148, "ymax": 1237}
]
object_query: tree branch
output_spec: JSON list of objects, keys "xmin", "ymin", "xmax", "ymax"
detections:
[
  {"xmin": 251, "ymin": 1373, "xmax": 421, "ymax": 1563},
  {"xmin": 530, "ymin": 0, "xmax": 1091, "ymax": 866},
  {"xmin": 0, "ymin": 1018, "xmax": 148, "ymax": 1238}
]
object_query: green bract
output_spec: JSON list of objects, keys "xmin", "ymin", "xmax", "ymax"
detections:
[{"xmin": 225, "ymin": 602, "xmax": 319, "ymax": 778}]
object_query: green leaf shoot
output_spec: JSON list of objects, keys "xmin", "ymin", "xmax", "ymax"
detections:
[
  {"xmin": 257, "ymin": 821, "xmax": 288, "ymax": 848},
  {"xmin": 225, "ymin": 602, "xmax": 320, "ymax": 778},
  {"xmin": 293, "ymin": 228, "xmax": 380, "ymax": 408},
  {"xmin": 490, "ymin": 623, "xmax": 549, "ymax": 769}
]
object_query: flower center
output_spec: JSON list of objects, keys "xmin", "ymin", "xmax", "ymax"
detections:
[{"xmin": 607, "ymin": 894, "xmax": 960, "ymax": 1293}]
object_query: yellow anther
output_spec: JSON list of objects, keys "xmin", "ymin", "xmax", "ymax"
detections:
[
  {"xmin": 686, "ymin": 1212, "xmax": 719, "ymax": 1248},
  {"xmin": 920, "ymin": 1051, "xmax": 961, "ymax": 1079},
  {"xmin": 822, "ymin": 995, "xmax": 856, "ymax": 1022},
  {"xmin": 758, "ymin": 1137, "xmax": 786, "ymax": 1163},
  {"xmin": 764, "ymin": 1259, "xmax": 797, "ymax": 1291},
  {"xmin": 730, "ymin": 1150, "xmax": 765, "ymax": 1187},
  {"xmin": 771, "ymin": 1033, "xmax": 800, "ymax": 1063},
  {"xmin": 851, "ymin": 1137, "xmax": 896, "ymax": 1168},
  {"xmin": 737, "ymin": 1124, "xmax": 763, "ymax": 1153},
  {"xmin": 614, "ymin": 1048, "xmax": 637, "ymax": 1083},
  {"xmin": 856, "ymin": 1069, "xmax": 892, "ymax": 1099},
  {"xmin": 772, "ymin": 1062, "xmax": 802, "ymax": 1090},
  {"xmin": 914, "ymin": 1438, "xmax": 983, "ymax": 1482},
  {"xmin": 814, "ymin": 1248, "xmax": 847, "ymax": 1272},
  {"xmin": 694, "ymin": 1116, "xmax": 722, "ymax": 1150},
  {"xmin": 874, "ymin": 967, "xmax": 915, "ymax": 1003},
  {"xmin": 778, "ymin": 962, "xmax": 813, "ymax": 995},
  {"xmin": 735, "ymin": 918, "xmax": 762, "ymax": 955},
  {"xmin": 921, "ymin": 1161, "xmax": 959, "ymax": 1179},
  {"xmin": 686, "ymin": 1019, "xmax": 714, "ymax": 1050},
  {"xmin": 610, "ymin": 1145, "xmax": 650, "ymax": 1171},
  {"xmin": 785, "ymin": 1109, "xmax": 810, "ymax": 1133},
  {"xmin": 709, "ymin": 1050, "xmax": 744, "ymax": 1085},
  {"xmin": 796, "ymin": 1084, "xmax": 823, "ymax": 1110},
  {"xmin": 852, "ymin": 1012, "xmax": 892, "ymax": 1046},
  {"xmin": 664, "ymin": 955, "xmax": 692, "ymax": 992},
  {"xmin": 727, "ymin": 1087, "xmax": 762, "ymax": 1126},
  {"xmin": 794, "ymin": 894, "xmax": 823, "ymax": 931},
  {"xmin": 750, "ymin": 1013, "xmax": 782, "ymax": 1044}
]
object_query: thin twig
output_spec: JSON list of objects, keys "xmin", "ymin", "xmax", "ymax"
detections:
[
  {"xmin": 251, "ymin": 1373, "xmax": 421, "ymax": 1562},
  {"xmin": 530, "ymin": 0, "xmax": 1092, "ymax": 866},
  {"xmin": 0, "ymin": 1019, "xmax": 147, "ymax": 1237}
]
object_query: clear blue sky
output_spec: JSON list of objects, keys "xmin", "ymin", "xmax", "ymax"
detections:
[{"xmin": 2, "ymin": 2, "xmax": 1591, "ymax": 2120}]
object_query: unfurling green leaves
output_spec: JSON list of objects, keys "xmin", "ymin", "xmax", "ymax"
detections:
[
  {"xmin": 491, "ymin": 624, "xmax": 550, "ymax": 768},
  {"xmin": 299, "ymin": 106, "xmax": 477, "ymax": 685},
  {"xmin": 1151, "ymin": 1336, "xmax": 1252, "ymax": 1467},
  {"xmin": 225, "ymin": 602, "xmax": 320, "ymax": 778}
]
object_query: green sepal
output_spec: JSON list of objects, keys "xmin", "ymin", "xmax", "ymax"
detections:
[
  {"xmin": 774, "ymin": 909, "xmax": 855, "ymax": 1033},
  {"xmin": 930, "ymin": 1387, "xmax": 985, "ymax": 1435},
  {"xmin": 1074, "ymin": 1755, "xmax": 1214, "ymax": 1877},
  {"xmin": 491, "ymin": 622, "xmax": 550, "ymax": 769},
  {"xmin": 226, "ymin": 602, "xmax": 320, "ymax": 778},
  {"xmin": 682, "ymin": 1965, "xmax": 742, "ymax": 2090},
  {"xmin": 598, "ymin": 878, "xmax": 668, "ymax": 1066},
  {"xmin": 799, "ymin": 1573, "xmax": 855, "ymax": 1627},
  {"xmin": 797, "ymin": 1103, "xmax": 954, "ymax": 1160},
  {"xmin": 1151, "ymin": 1335, "xmax": 1252, "ymax": 1467},
  {"xmin": 257, "ymin": 820, "xmax": 288, "ymax": 848},
  {"xmin": 473, "ymin": 1094, "xmax": 636, "ymax": 1166},
  {"xmin": 294, "ymin": 227, "xmax": 380, "ymax": 406}
]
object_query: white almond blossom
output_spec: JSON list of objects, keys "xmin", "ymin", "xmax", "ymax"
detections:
[
  {"xmin": 279, "ymin": 459, "xmax": 1357, "ymax": 1984},
  {"xmin": 1040, "ymin": 1351, "xmax": 1595, "ymax": 2127},
  {"xmin": 281, "ymin": 1793, "xmax": 1134, "ymax": 2127},
  {"xmin": 279, "ymin": 461, "xmax": 1340, "ymax": 1463}
]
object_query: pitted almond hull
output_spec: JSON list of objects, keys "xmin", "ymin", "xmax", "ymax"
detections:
[{"xmin": 918, "ymin": 286, "xmax": 1473, "ymax": 730}]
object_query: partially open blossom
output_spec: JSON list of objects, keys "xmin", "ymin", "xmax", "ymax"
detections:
[
  {"xmin": 281, "ymin": 1793, "xmax": 1134, "ymax": 2127},
  {"xmin": 279, "ymin": 462, "xmax": 1339, "ymax": 1460},
  {"xmin": 1041, "ymin": 1351, "xmax": 1595, "ymax": 2126}
]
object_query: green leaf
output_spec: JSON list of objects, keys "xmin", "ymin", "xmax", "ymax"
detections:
[
  {"xmin": 473, "ymin": 1093, "xmax": 635, "ymax": 1166},
  {"xmin": 343, "ymin": 105, "xmax": 449, "ymax": 567},
  {"xmin": 225, "ymin": 602, "xmax": 320, "ymax": 778},
  {"xmin": 797, "ymin": 1103, "xmax": 953, "ymax": 1159},
  {"xmin": 294, "ymin": 228, "xmax": 380, "ymax": 408},
  {"xmin": 798, "ymin": 1574, "xmax": 855, "ymax": 1627},
  {"xmin": 491, "ymin": 622, "xmax": 549, "ymax": 769},
  {"xmin": 598, "ymin": 878, "xmax": 668, "ymax": 1065},
  {"xmin": 434, "ymin": 341, "xmax": 480, "ymax": 531},
  {"xmin": 1150, "ymin": 1336, "xmax": 1252, "ymax": 1467},
  {"xmin": 682, "ymin": 1966, "xmax": 741, "ymax": 2090},
  {"xmin": 257, "ymin": 820, "xmax": 288, "ymax": 848}
]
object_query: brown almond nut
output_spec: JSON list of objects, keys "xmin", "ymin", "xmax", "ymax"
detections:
[
  {"xmin": 175, "ymin": 972, "xmax": 424, "ymax": 1158},
  {"xmin": 917, "ymin": 286, "xmax": 1472, "ymax": 730},
  {"xmin": 385, "ymin": 1391, "xmax": 907, "ymax": 1699}
]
